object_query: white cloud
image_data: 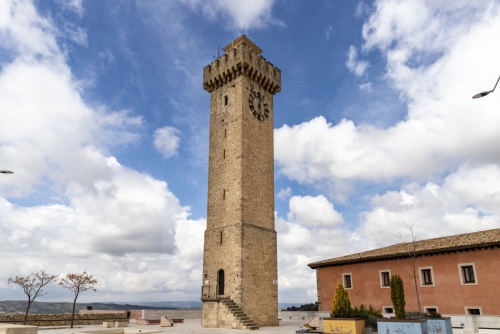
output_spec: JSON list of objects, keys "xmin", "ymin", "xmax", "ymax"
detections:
[
  {"xmin": 276, "ymin": 195, "xmax": 365, "ymax": 302},
  {"xmin": 154, "ymin": 126, "xmax": 181, "ymax": 159},
  {"xmin": 287, "ymin": 195, "xmax": 343, "ymax": 228},
  {"xmin": 276, "ymin": 2, "xmax": 500, "ymax": 188},
  {"xmin": 0, "ymin": 0, "xmax": 202, "ymax": 300},
  {"xmin": 58, "ymin": 0, "xmax": 84, "ymax": 14},
  {"xmin": 355, "ymin": 1, "xmax": 370, "ymax": 18},
  {"xmin": 63, "ymin": 23, "xmax": 88, "ymax": 46},
  {"xmin": 346, "ymin": 45, "xmax": 370, "ymax": 77},
  {"xmin": 180, "ymin": 0, "xmax": 283, "ymax": 30},
  {"xmin": 358, "ymin": 164, "xmax": 500, "ymax": 245},
  {"xmin": 277, "ymin": 186, "xmax": 292, "ymax": 200},
  {"xmin": 359, "ymin": 82, "xmax": 372, "ymax": 91},
  {"xmin": 325, "ymin": 25, "xmax": 333, "ymax": 40},
  {"xmin": 0, "ymin": 0, "xmax": 59, "ymax": 59}
]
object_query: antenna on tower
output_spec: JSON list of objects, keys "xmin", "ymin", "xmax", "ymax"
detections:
[
  {"xmin": 213, "ymin": 31, "xmax": 221, "ymax": 59},
  {"xmin": 213, "ymin": 46, "xmax": 220, "ymax": 60},
  {"xmin": 243, "ymin": 23, "xmax": 246, "ymax": 36}
]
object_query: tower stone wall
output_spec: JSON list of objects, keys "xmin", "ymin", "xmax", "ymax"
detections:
[{"xmin": 201, "ymin": 35, "xmax": 281, "ymax": 329}]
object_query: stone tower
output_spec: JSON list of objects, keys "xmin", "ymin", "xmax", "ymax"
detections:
[{"xmin": 201, "ymin": 35, "xmax": 281, "ymax": 329}]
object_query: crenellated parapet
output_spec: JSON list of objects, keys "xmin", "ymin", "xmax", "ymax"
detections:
[{"xmin": 203, "ymin": 35, "xmax": 281, "ymax": 95}]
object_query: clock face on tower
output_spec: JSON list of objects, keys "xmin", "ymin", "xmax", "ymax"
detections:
[{"xmin": 248, "ymin": 90, "xmax": 269, "ymax": 121}]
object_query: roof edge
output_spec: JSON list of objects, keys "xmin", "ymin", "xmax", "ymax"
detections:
[{"xmin": 308, "ymin": 241, "xmax": 500, "ymax": 269}]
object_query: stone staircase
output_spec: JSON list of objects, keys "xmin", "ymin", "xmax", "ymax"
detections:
[{"xmin": 220, "ymin": 299, "xmax": 259, "ymax": 330}]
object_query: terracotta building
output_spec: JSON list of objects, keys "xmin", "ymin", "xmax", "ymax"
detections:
[{"xmin": 308, "ymin": 229, "xmax": 500, "ymax": 316}]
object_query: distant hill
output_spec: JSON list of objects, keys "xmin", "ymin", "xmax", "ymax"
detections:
[
  {"xmin": 0, "ymin": 300, "xmax": 309, "ymax": 314},
  {"xmin": 0, "ymin": 301, "xmax": 175, "ymax": 314},
  {"xmin": 118, "ymin": 301, "xmax": 308, "ymax": 310},
  {"xmin": 115, "ymin": 301, "xmax": 202, "ymax": 310}
]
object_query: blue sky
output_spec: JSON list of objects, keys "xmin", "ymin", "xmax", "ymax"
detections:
[{"xmin": 1, "ymin": 0, "xmax": 500, "ymax": 304}]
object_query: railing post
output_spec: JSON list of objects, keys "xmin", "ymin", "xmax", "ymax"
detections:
[{"xmin": 201, "ymin": 285, "xmax": 222, "ymax": 300}]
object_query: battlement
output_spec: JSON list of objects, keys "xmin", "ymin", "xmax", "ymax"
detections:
[{"xmin": 203, "ymin": 35, "xmax": 281, "ymax": 95}]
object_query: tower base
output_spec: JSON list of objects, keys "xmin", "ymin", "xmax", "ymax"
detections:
[{"xmin": 202, "ymin": 299, "xmax": 260, "ymax": 330}]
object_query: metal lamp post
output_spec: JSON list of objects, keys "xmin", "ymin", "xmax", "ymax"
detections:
[
  {"xmin": 473, "ymin": 74, "xmax": 500, "ymax": 99},
  {"xmin": 0, "ymin": 170, "xmax": 13, "ymax": 174}
]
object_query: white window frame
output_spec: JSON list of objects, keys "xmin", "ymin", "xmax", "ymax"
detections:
[
  {"xmin": 458, "ymin": 263, "xmax": 479, "ymax": 286},
  {"xmin": 419, "ymin": 266, "xmax": 436, "ymax": 287},
  {"xmin": 342, "ymin": 273, "xmax": 353, "ymax": 289},
  {"xmin": 379, "ymin": 270, "xmax": 391, "ymax": 288},
  {"xmin": 424, "ymin": 306, "xmax": 439, "ymax": 314},
  {"xmin": 382, "ymin": 306, "xmax": 394, "ymax": 315},
  {"xmin": 464, "ymin": 306, "xmax": 482, "ymax": 315}
]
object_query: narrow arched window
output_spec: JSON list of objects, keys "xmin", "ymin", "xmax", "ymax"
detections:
[{"xmin": 218, "ymin": 269, "xmax": 225, "ymax": 296}]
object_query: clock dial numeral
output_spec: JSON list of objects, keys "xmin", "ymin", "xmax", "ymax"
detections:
[{"xmin": 249, "ymin": 90, "xmax": 269, "ymax": 122}]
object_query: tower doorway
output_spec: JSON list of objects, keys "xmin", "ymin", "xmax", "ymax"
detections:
[{"xmin": 218, "ymin": 269, "xmax": 225, "ymax": 296}]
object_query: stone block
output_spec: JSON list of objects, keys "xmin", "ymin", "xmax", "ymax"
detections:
[{"xmin": 0, "ymin": 324, "xmax": 38, "ymax": 334}]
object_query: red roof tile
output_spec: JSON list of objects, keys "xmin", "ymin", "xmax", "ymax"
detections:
[{"xmin": 308, "ymin": 228, "xmax": 500, "ymax": 269}]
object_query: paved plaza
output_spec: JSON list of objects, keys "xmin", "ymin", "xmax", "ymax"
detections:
[{"xmin": 38, "ymin": 320, "xmax": 314, "ymax": 334}]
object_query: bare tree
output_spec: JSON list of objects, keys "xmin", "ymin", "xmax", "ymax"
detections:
[
  {"xmin": 7, "ymin": 270, "xmax": 58, "ymax": 324},
  {"xmin": 394, "ymin": 221, "xmax": 423, "ymax": 314},
  {"xmin": 59, "ymin": 271, "xmax": 97, "ymax": 328}
]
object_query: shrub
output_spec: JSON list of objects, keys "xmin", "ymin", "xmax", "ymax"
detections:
[
  {"xmin": 406, "ymin": 311, "xmax": 425, "ymax": 319},
  {"xmin": 352, "ymin": 304, "xmax": 382, "ymax": 326},
  {"xmin": 390, "ymin": 274, "xmax": 406, "ymax": 320},
  {"xmin": 331, "ymin": 282, "xmax": 352, "ymax": 318},
  {"xmin": 406, "ymin": 311, "xmax": 442, "ymax": 319},
  {"xmin": 283, "ymin": 302, "xmax": 319, "ymax": 311}
]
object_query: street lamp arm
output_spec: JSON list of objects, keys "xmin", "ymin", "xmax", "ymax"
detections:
[
  {"xmin": 492, "ymin": 74, "xmax": 500, "ymax": 93},
  {"xmin": 0, "ymin": 170, "xmax": 14, "ymax": 174},
  {"xmin": 473, "ymin": 74, "xmax": 500, "ymax": 99}
]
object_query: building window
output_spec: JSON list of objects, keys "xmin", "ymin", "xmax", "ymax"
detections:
[
  {"xmin": 225, "ymin": 129, "xmax": 227, "ymax": 138},
  {"xmin": 465, "ymin": 307, "xmax": 482, "ymax": 315},
  {"xmin": 223, "ymin": 149, "xmax": 225, "ymax": 159},
  {"xmin": 342, "ymin": 273, "xmax": 352, "ymax": 289},
  {"xmin": 220, "ymin": 231, "xmax": 223, "ymax": 245},
  {"xmin": 419, "ymin": 266, "xmax": 435, "ymax": 287},
  {"xmin": 462, "ymin": 266, "xmax": 475, "ymax": 283},
  {"xmin": 425, "ymin": 307, "xmax": 439, "ymax": 315},
  {"xmin": 224, "ymin": 95, "xmax": 228, "ymax": 105},
  {"xmin": 383, "ymin": 307, "xmax": 394, "ymax": 314},
  {"xmin": 422, "ymin": 269, "xmax": 433, "ymax": 285},
  {"xmin": 380, "ymin": 270, "xmax": 391, "ymax": 288},
  {"xmin": 458, "ymin": 263, "xmax": 478, "ymax": 285},
  {"xmin": 223, "ymin": 189, "xmax": 225, "ymax": 200}
]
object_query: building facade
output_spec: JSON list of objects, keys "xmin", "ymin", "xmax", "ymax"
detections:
[
  {"xmin": 200, "ymin": 35, "xmax": 281, "ymax": 329},
  {"xmin": 309, "ymin": 229, "xmax": 500, "ymax": 316}
]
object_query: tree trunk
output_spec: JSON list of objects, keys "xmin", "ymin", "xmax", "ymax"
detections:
[
  {"xmin": 23, "ymin": 300, "xmax": 32, "ymax": 325},
  {"xmin": 71, "ymin": 293, "xmax": 78, "ymax": 328},
  {"xmin": 413, "ymin": 267, "xmax": 421, "ymax": 313}
]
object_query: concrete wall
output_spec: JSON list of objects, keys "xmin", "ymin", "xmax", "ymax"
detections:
[
  {"xmin": 278, "ymin": 311, "xmax": 330, "ymax": 321},
  {"xmin": 141, "ymin": 310, "xmax": 201, "ymax": 320},
  {"xmin": 0, "ymin": 313, "xmax": 126, "ymax": 326},
  {"xmin": 316, "ymin": 247, "xmax": 500, "ymax": 315},
  {"xmin": 79, "ymin": 311, "xmax": 128, "ymax": 316},
  {"xmin": 447, "ymin": 315, "xmax": 500, "ymax": 334}
]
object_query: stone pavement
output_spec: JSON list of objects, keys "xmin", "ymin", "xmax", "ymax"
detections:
[{"xmin": 38, "ymin": 319, "xmax": 317, "ymax": 334}]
